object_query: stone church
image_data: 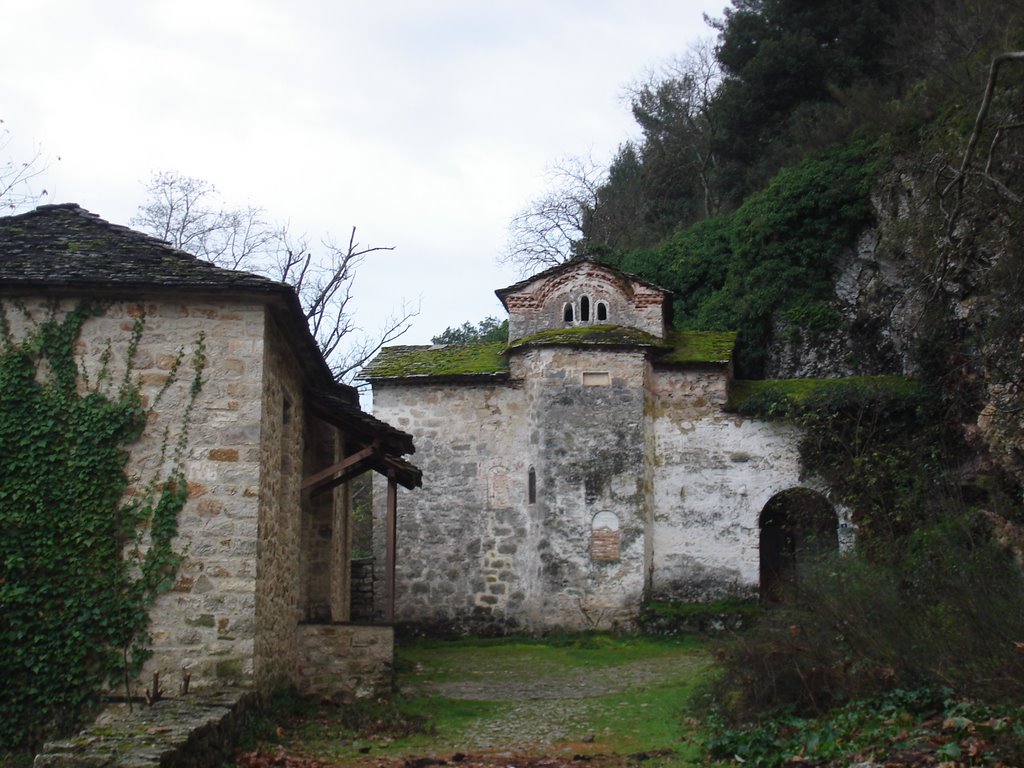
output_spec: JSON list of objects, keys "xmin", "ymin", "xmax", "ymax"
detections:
[{"xmin": 363, "ymin": 258, "xmax": 845, "ymax": 633}]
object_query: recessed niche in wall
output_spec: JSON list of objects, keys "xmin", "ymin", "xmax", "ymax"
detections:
[
  {"xmin": 582, "ymin": 371, "xmax": 610, "ymax": 386},
  {"xmin": 591, "ymin": 510, "xmax": 621, "ymax": 562}
]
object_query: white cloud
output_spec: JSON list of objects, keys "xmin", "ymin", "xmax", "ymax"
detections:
[{"xmin": 1, "ymin": 0, "xmax": 724, "ymax": 353}]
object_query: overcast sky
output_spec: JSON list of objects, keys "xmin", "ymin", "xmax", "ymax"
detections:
[{"xmin": 2, "ymin": 0, "xmax": 724, "ymax": 365}]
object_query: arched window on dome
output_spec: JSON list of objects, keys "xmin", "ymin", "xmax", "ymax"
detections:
[
  {"xmin": 596, "ymin": 301, "xmax": 608, "ymax": 321},
  {"xmin": 580, "ymin": 295, "xmax": 590, "ymax": 322},
  {"xmin": 563, "ymin": 302, "xmax": 574, "ymax": 323}
]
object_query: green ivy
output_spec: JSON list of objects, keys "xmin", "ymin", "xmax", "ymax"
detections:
[{"xmin": 0, "ymin": 301, "xmax": 205, "ymax": 750}]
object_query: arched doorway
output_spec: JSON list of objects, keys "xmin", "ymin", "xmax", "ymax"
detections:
[{"xmin": 759, "ymin": 488, "xmax": 837, "ymax": 601}]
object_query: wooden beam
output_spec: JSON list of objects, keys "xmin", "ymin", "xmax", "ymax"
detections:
[
  {"xmin": 385, "ymin": 471, "xmax": 398, "ymax": 623},
  {"xmin": 307, "ymin": 461, "xmax": 375, "ymax": 499},
  {"xmin": 301, "ymin": 444, "xmax": 375, "ymax": 491}
]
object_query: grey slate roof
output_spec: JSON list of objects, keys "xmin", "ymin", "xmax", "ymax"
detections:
[
  {"xmin": 0, "ymin": 203, "xmax": 289, "ymax": 295},
  {"xmin": 0, "ymin": 203, "xmax": 422, "ymax": 475}
]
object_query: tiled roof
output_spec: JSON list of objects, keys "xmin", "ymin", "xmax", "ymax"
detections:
[
  {"xmin": 494, "ymin": 256, "xmax": 671, "ymax": 309},
  {"xmin": 0, "ymin": 203, "xmax": 289, "ymax": 295},
  {"xmin": 307, "ymin": 388, "xmax": 416, "ymax": 456}
]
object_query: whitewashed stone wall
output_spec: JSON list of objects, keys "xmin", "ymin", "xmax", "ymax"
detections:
[
  {"xmin": 647, "ymin": 368, "xmax": 806, "ymax": 600},
  {"xmin": 372, "ymin": 346, "xmax": 832, "ymax": 633},
  {"xmin": 514, "ymin": 347, "xmax": 650, "ymax": 629}
]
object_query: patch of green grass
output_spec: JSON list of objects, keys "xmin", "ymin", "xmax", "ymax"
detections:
[
  {"xmin": 397, "ymin": 633, "xmax": 705, "ymax": 680},
  {"xmin": 641, "ymin": 597, "xmax": 760, "ymax": 620},
  {"xmin": 244, "ymin": 633, "xmax": 716, "ymax": 766},
  {"xmin": 580, "ymin": 682, "xmax": 707, "ymax": 761}
]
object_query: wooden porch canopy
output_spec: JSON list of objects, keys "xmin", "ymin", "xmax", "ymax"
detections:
[
  {"xmin": 302, "ymin": 388, "xmax": 422, "ymax": 495},
  {"xmin": 301, "ymin": 388, "xmax": 421, "ymax": 623}
]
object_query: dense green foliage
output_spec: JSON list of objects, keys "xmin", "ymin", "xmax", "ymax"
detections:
[
  {"xmin": 607, "ymin": 140, "xmax": 879, "ymax": 375},
  {"xmin": 0, "ymin": 302, "xmax": 205, "ymax": 749},
  {"xmin": 709, "ymin": 0, "xmax": 905, "ymax": 202},
  {"xmin": 707, "ymin": 687, "xmax": 1024, "ymax": 767},
  {"xmin": 431, "ymin": 316, "xmax": 508, "ymax": 345},
  {"xmin": 715, "ymin": 380, "xmax": 1024, "ymax": 720}
]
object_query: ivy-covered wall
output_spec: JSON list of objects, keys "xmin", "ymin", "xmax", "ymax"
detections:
[
  {"xmin": 0, "ymin": 299, "xmax": 206, "ymax": 747},
  {"xmin": 0, "ymin": 295, "xmax": 294, "ymax": 747}
]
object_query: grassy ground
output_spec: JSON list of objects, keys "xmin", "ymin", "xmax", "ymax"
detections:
[{"xmin": 241, "ymin": 633, "xmax": 715, "ymax": 767}]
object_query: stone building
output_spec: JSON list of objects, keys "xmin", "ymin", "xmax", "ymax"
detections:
[
  {"xmin": 363, "ymin": 258, "xmax": 844, "ymax": 633},
  {"xmin": 0, "ymin": 203, "xmax": 420, "ymax": 697}
]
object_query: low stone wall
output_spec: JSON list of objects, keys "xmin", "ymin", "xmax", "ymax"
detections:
[
  {"xmin": 35, "ymin": 688, "xmax": 257, "ymax": 768},
  {"xmin": 295, "ymin": 624, "xmax": 394, "ymax": 700}
]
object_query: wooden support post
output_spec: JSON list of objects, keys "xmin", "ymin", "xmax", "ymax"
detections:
[{"xmin": 385, "ymin": 471, "xmax": 398, "ymax": 623}]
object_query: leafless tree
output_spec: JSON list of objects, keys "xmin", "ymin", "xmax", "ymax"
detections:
[
  {"xmin": 502, "ymin": 154, "xmax": 607, "ymax": 275},
  {"xmin": 941, "ymin": 52, "xmax": 1024, "ymax": 230},
  {"xmin": 0, "ymin": 119, "xmax": 51, "ymax": 212},
  {"xmin": 626, "ymin": 40, "xmax": 723, "ymax": 220},
  {"xmin": 133, "ymin": 171, "xmax": 416, "ymax": 383},
  {"xmin": 133, "ymin": 172, "xmax": 282, "ymax": 269}
]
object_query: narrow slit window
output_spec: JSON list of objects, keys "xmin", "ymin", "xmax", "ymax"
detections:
[
  {"xmin": 580, "ymin": 295, "xmax": 590, "ymax": 322},
  {"xmin": 528, "ymin": 467, "xmax": 536, "ymax": 504},
  {"xmin": 596, "ymin": 301, "xmax": 608, "ymax": 321},
  {"xmin": 563, "ymin": 303, "xmax": 574, "ymax": 322}
]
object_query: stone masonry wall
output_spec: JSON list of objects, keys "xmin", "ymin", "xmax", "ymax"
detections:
[
  {"xmin": 648, "ymin": 368, "xmax": 806, "ymax": 600},
  {"xmin": 372, "ymin": 346, "xmax": 655, "ymax": 633},
  {"xmin": 506, "ymin": 264, "xmax": 666, "ymax": 342},
  {"xmin": 295, "ymin": 624, "xmax": 394, "ymax": 700},
  {"xmin": 253, "ymin": 313, "xmax": 304, "ymax": 689},
  {"xmin": 370, "ymin": 348, "xmax": 824, "ymax": 631},
  {"xmin": 3, "ymin": 296, "xmax": 267, "ymax": 691},
  {"xmin": 514, "ymin": 347, "xmax": 649, "ymax": 630},
  {"xmin": 372, "ymin": 380, "xmax": 530, "ymax": 633}
]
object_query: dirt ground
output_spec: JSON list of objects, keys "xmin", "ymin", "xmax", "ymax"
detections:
[{"xmin": 239, "ymin": 639, "xmax": 707, "ymax": 768}]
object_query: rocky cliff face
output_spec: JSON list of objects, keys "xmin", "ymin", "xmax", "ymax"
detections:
[
  {"xmin": 764, "ymin": 169, "xmax": 925, "ymax": 380},
  {"xmin": 765, "ymin": 159, "xmax": 1024, "ymax": 490}
]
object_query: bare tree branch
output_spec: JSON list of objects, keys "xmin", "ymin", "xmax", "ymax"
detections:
[
  {"xmin": 942, "ymin": 52, "xmax": 1024, "ymax": 235},
  {"xmin": 625, "ymin": 40, "xmax": 722, "ymax": 220},
  {"xmin": 502, "ymin": 154, "xmax": 607, "ymax": 275},
  {"xmin": 133, "ymin": 171, "xmax": 416, "ymax": 384},
  {"xmin": 0, "ymin": 120, "xmax": 52, "ymax": 212}
]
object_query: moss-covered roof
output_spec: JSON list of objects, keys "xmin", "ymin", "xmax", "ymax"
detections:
[
  {"xmin": 361, "ymin": 325, "xmax": 737, "ymax": 381},
  {"xmin": 510, "ymin": 324, "xmax": 666, "ymax": 349},
  {"xmin": 728, "ymin": 375, "xmax": 920, "ymax": 411},
  {"xmin": 657, "ymin": 330, "xmax": 737, "ymax": 365},
  {"xmin": 359, "ymin": 341, "xmax": 510, "ymax": 381}
]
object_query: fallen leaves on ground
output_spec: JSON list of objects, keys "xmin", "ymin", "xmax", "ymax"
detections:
[{"xmin": 237, "ymin": 748, "xmax": 679, "ymax": 768}]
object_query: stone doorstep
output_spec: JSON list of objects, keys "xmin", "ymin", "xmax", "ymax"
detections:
[{"xmin": 34, "ymin": 688, "xmax": 258, "ymax": 768}]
